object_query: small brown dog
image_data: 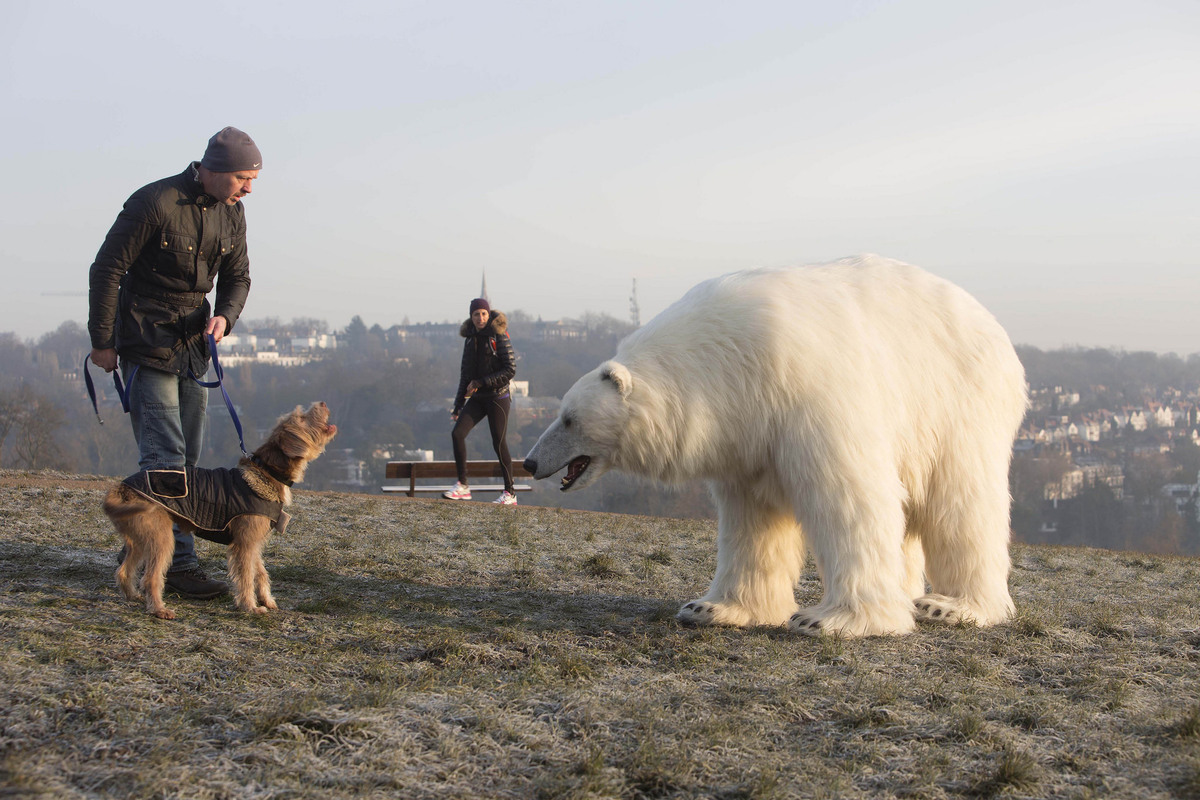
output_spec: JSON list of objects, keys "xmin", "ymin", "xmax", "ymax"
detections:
[{"xmin": 105, "ymin": 402, "xmax": 337, "ymax": 619}]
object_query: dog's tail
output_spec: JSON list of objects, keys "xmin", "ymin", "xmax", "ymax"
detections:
[{"xmin": 103, "ymin": 484, "xmax": 152, "ymax": 521}]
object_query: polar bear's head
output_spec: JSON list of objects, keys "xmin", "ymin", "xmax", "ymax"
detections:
[{"xmin": 523, "ymin": 360, "xmax": 633, "ymax": 491}]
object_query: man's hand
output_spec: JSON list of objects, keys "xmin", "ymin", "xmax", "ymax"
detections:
[
  {"xmin": 466, "ymin": 380, "xmax": 480, "ymax": 396},
  {"xmin": 205, "ymin": 315, "xmax": 229, "ymax": 343},
  {"xmin": 91, "ymin": 348, "xmax": 118, "ymax": 373}
]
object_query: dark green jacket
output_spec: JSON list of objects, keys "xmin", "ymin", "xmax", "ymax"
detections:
[{"xmin": 88, "ymin": 163, "xmax": 251, "ymax": 376}]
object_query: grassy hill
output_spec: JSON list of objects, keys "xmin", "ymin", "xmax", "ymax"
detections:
[{"xmin": 2, "ymin": 469, "xmax": 1200, "ymax": 799}]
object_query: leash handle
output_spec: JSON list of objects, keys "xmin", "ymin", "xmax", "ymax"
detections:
[
  {"xmin": 83, "ymin": 354, "xmax": 137, "ymax": 423},
  {"xmin": 190, "ymin": 333, "xmax": 247, "ymax": 455}
]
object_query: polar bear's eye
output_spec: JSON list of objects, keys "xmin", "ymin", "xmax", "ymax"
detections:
[{"xmin": 562, "ymin": 415, "xmax": 573, "ymax": 429}]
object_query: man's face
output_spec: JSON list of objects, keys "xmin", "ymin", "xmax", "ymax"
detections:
[
  {"xmin": 199, "ymin": 167, "xmax": 259, "ymax": 205},
  {"xmin": 472, "ymin": 309, "xmax": 490, "ymax": 329}
]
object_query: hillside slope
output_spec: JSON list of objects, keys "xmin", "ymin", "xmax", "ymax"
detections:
[{"xmin": 2, "ymin": 469, "xmax": 1200, "ymax": 799}]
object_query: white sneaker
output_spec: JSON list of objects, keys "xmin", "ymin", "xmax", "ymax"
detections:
[
  {"xmin": 443, "ymin": 482, "xmax": 471, "ymax": 500},
  {"xmin": 492, "ymin": 491, "xmax": 517, "ymax": 506}
]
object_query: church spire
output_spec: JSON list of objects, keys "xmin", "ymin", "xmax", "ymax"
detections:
[{"xmin": 480, "ymin": 270, "xmax": 489, "ymax": 301}]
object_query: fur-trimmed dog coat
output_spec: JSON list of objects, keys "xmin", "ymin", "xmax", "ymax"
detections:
[{"xmin": 121, "ymin": 467, "xmax": 290, "ymax": 545}]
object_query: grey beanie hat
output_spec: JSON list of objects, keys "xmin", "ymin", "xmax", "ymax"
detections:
[{"xmin": 201, "ymin": 127, "xmax": 262, "ymax": 172}]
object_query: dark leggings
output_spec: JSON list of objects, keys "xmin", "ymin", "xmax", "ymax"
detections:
[{"xmin": 451, "ymin": 394, "xmax": 514, "ymax": 492}]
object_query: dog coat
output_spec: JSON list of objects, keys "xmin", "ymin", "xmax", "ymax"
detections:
[{"xmin": 122, "ymin": 467, "xmax": 289, "ymax": 545}]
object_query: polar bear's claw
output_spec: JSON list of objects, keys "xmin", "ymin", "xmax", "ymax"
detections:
[
  {"xmin": 677, "ymin": 601, "xmax": 719, "ymax": 626},
  {"xmin": 787, "ymin": 603, "xmax": 917, "ymax": 637},
  {"xmin": 788, "ymin": 612, "xmax": 823, "ymax": 636},
  {"xmin": 915, "ymin": 594, "xmax": 974, "ymax": 625}
]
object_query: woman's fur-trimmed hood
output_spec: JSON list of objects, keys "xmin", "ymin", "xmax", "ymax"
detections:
[{"xmin": 459, "ymin": 310, "xmax": 507, "ymax": 338}]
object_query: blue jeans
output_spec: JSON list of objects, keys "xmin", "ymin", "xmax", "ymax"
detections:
[{"xmin": 124, "ymin": 362, "xmax": 207, "ymax": 572}]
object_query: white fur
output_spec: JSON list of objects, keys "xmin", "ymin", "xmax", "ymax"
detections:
[{"xmin": 525, "ymin": 255, "xmax": 1028, "ymax": 637}]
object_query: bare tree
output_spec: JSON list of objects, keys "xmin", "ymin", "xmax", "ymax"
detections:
[
  {"xmin": 11, "ymin": 390, "xmax": 67, "ymax": 469},
  {"xmin": 289, "ymin": 317, "xmax": 328, "ymax": 336},
  {"xmin": 78, "ymin": 416, "xmax": 138, "ymax": 476},
  {"xmin": 0, "ymin": 384, "xmax": 36, "ymax": 465}
]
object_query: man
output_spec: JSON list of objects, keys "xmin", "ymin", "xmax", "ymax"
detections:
[{"xmin": 88, "ymin": 127, "xmax": 260, "ymax": 599}]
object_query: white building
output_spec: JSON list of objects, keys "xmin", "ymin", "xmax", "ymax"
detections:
[{"xmin": 291, "ymin": 334, "xmax": 338, "ymax": 352}]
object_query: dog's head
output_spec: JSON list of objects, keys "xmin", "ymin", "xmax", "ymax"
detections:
[{"xmin": 252, "ymin": 402, "xmax": 338, "ymax": 487}]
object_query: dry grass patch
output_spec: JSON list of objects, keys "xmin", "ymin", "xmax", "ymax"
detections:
[{"xmin": 3, "ymin": 469, "xmax": 1200, "ymax": 798}]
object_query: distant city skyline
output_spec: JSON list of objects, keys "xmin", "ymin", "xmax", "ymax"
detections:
[{"xmin": 3, "ymin": 1, "xmax": 1198, "ymax": 354}]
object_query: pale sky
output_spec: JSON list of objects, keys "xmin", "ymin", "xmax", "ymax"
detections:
[{"xmin": 3, "ymin": 0, "xmax": 1198, "ymax": 353}]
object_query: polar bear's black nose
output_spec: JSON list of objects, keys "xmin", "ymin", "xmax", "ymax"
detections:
[{"xmin": 522, "ymin": 457, "xmax": 537, "ymax": 474}]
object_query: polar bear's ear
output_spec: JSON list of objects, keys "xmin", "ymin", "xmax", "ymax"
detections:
[{"xmin": 600, "ymin": 360, "xmax": 633, "ymax": 399}]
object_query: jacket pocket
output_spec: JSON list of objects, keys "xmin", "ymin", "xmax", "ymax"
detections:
[{"xmin": 158, "ymin": 229, "xmax": 197, "ymax": 282}]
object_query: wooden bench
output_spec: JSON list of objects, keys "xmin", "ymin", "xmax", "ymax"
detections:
[{"xmin": 382, "ymin": 460, "xmax": 534, "ymax": 497}]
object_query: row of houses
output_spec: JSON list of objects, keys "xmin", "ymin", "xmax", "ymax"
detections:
[
  {"xmin": 1042, "ymin": 458, "xmax": 1126, "ymax": 501},
  {"xmin": 218, "ymin": 332, "xmax": 339, "ymax": 366},
  {"xmin": 1037, "ymin": 454, "xmax": 1200, "ymax": 523},
  {"xmin": 216, "ymin": 317, "xmax": 594, "ymax": 367},
  {"xmin": 1024, "ymin": 404, "xmax": 1200, "ymax": 445}
]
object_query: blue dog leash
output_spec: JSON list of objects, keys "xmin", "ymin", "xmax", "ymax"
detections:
[
  {"xmin": 83, "ymin": 356, "xmax": 138, "ymax": 423},
  {"xmin": 83, "ymin": 333, "xmax": 247, "ymax": 455},
  {"xmin": 190, "ymin": 333, "xmax": 248, "ymax": 455}
]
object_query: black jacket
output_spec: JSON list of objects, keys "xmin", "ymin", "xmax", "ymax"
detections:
[
  {"xmin": 88, "ymin": 163, "xmax": 251, "ymax": 376},
  {"xmin": 453, "ymin": 311, "xmax": 516, "ymax": 414}
]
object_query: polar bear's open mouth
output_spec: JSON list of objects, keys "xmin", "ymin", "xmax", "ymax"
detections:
[{"xmin": 561, "ymin": 456, "xmax": 591, "ymax": 490}]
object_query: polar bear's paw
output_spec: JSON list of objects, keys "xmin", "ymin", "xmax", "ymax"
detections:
[
  {"xmin": 788, "ymin": 604, "xmax": 917, "ymax": 638},
  {"xmin": 677, "ymin": 601, "xmax": 720, "ymax": 626},
  {"xmin": 676, "ymin": 599, "xmax": 757, "ymax": 627},
  {"xmin": 915, "ymin": 594, "xmax": 978, "ymax": 625}
]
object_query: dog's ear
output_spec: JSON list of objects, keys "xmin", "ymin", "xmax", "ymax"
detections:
[
  {"xmin": 269, "ymin": 408, "xmax": 317, "ymax": 459},
  {"xmin": 278, "ymin": 432, "xmax": 313, "ymax": 459}
]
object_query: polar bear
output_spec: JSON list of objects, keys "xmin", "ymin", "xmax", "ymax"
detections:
[{"xmin": 523, "ymin": 255, "xmax": 1028, "ymax": 637}]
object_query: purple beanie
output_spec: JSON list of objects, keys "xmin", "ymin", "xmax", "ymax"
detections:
[
  {"xmin": 201, "ymin": 127, "xmax": 262, "ymax": 172},
  {"xmin": 470, "ymin": 298, "xmax": 491, "ymax": 313}
]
